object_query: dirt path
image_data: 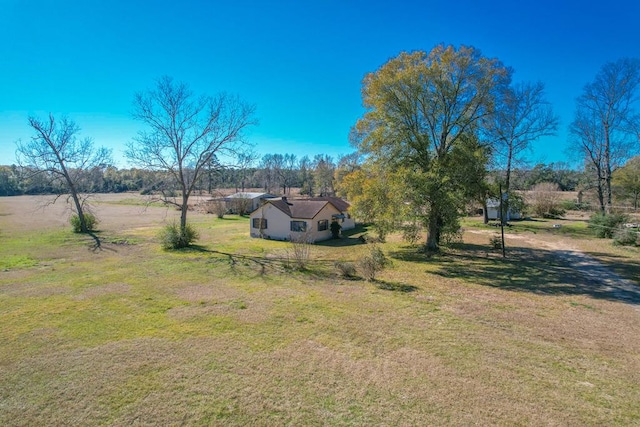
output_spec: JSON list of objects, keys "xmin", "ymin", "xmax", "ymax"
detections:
[{"xmin": 467, "ymin": 229, "xmax": 640, "ymax": 305}]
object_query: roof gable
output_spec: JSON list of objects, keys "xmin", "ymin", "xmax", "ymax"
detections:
[
  {"xmin": 267, "ymin": 199, "xmax": 334, "ymax": 219},
  {"xmin": 307, "ymin": 197, "xmax": 350, "ymax": 212}
]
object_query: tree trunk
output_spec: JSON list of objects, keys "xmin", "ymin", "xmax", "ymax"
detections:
[
  {"xmin": 483, "ymin": 200, "xmax": 489, "ymax": 224},
  {"xmin": 596, "ymin": 179, "xmax": 606, "ymax": 214},
  {"xmin": 503, "ymin": 147, "xmax": 513, "ymax": 225},
  {"xmin": 180, "ymin": 192, "xmax": 189, "ymax": 231},
  {"xmin": 604, "ymin": 124, "xmax": 613, "ymax": 214},
  {"xmin": 61, "ymin": 162, "xmax": 87, "ymax": 233},
  {"xmin": 425, "ymin": 210, "xmax": 440, "ymax": 252},
  {"xmin": 70, "ymin": 187, "xmax": 87, "ymax": 232}
]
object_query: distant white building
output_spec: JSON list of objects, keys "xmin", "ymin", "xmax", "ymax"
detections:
[
  {"xmin": 486, "ymin": 198, "xmax": 522, "ymax": 221},
  {"xmin": 222, "ymin": 192, "xmax": 277, "ymax": 214}
]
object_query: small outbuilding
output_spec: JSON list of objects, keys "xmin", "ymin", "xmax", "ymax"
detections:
[
  {"xmin": 485, "ymin": 198, "xmax": 522, "ymax": 221},
  {"xmin": 223, "ymin": 192, "xmax": 277, "ymax": 214},
  {"xmin": 249, "ymin": 196, "xmax": 355, "ymax": 242}
]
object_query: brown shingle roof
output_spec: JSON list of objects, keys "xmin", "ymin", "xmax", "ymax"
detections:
[
  {"xmin": 268, "ymin": 199, "xmax": 333, "ymax": 219},
  {"xmin": 307, "ymin": 197, "xmax": 350, "ymax": 212}
]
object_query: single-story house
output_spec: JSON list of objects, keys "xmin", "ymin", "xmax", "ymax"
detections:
[
  {"xmin": 223, "ymin": 192, "xmax": 277, "ymax": 214},
  {"xmin": 249, "ymin": 196, "xmax": 355, "ymax": 242},
  {"xmin": 306, "ymin": 197, "xmax": 356, "ymax": 230},
  {"xmin": 486, "ymin": 198, "xmax": 522, "ymax": 221}
]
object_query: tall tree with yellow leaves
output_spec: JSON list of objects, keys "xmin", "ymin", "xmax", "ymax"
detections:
[{"xmin": 352, "ymin": 45, "xmax": 511, "ymax": 251}]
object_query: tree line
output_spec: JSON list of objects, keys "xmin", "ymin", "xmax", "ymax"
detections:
[
  {"xmin": 0, "ymin": 156, "xmax": 599, "ymax": 198},
  {"xmin": 0, "ymin": 153, "xmax": 338, "ymax": 197},
  {"xmin": 7, "ymin": 47, "xmax": 640, "ymax": 250}
]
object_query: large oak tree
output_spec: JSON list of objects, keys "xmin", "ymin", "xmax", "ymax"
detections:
[{"xmin": 352, "ymin": 45, "xmax": 511, "ymax": 250}]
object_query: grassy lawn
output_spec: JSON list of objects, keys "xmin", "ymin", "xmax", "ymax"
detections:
[{"xmin": 1, "ymin": 196, "xmax": 639, "ymax": 426}]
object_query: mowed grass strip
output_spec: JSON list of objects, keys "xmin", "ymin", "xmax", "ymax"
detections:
[{"xmin": 1, "ymin": 195, "xmax": 639, "ymax": 426}]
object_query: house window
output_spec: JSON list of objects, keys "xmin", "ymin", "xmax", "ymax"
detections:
[
  {"xmin": 252, "ymin": 218, "xmax": 267, "ymax": 229},
  {"xmin": 318, "ymin": 219, "xmax": 328, "ymax": 231},
  {"xmin": 290, "ymin": 220, "xmax": 307, "ymax": 232}
]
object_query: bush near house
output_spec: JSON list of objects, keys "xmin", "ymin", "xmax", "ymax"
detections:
[{"xmin": 588, "ymin": 212, "xmax": 629, "ymax": 239}]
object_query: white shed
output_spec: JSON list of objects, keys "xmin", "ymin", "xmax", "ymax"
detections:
[{"xmin": 486, "ymin": 198, "xmax": 522, "ymax": 221}]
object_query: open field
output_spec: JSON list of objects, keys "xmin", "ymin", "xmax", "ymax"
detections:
[{"xmin": 1, "ymin": 194, "xmax": 639, "ymax": 426}]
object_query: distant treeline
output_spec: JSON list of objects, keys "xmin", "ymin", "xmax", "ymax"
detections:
[{"xmin": 0, "ymin": 156, "xmax": 585, "ymax": 197}]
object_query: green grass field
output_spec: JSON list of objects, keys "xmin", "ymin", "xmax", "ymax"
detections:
[{"xmin": 1, "ymin": 195, "xmax": 639, "ymax": 426}]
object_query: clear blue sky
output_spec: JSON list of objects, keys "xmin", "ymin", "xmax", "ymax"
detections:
[{"xmin": 1, "ymin": 0, "xmax": 639, "ymax": 168}]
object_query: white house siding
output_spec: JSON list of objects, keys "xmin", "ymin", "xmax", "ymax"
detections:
[
  {"xmin": 302, "ymin": 203, "xmax": 341, "ymax": 242},
  {"xmin": 250, "ymin": 203, "xmax": 291, "ymax": 240},
  {"xmin": 340, "ymin": 216, "xmax": 356, "ymax": 230},
  {"xmin": 249, "ymin": 201, "xmax": 342, "ymax": 242}
]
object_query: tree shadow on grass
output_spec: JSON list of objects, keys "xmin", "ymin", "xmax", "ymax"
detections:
[
  {"xmin": 315, "ymin": 224, "xmax": 371, "ymax": 247},
  {"xmin": 176, "ymin": 244, "xmax": 339, "ymax": 280},
  {"xmin": 218, "ymin": 215, "xmax": 247, "ymax": 221},
  {"xmin": 374, "ymin": 280, "xmax": 418, "ymax": 293},
  {"xmin": 182, "ymin": 244, "xmax": 284, "ymax": 268},
  {"xmin": 390, "ymin": 243, "xmax": 640, "ymax": 305},
  {"xmin": 580, "ymin": 250, "xmax": 640, "ymax": 286}
]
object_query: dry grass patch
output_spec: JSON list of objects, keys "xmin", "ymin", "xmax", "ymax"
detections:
[{"xmin": 2, "ymin": 195, "xmax": 640, "ymax": 425}]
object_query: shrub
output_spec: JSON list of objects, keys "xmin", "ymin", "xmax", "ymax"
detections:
[
  {"xmin": 334, "ymin": 261, "xmax": 357, "ymax": 278},
  {"xmin": 70, "ymin": 213, "xmax": 98, "ymax": 233},
  {"xmin": 560, "ymin": 200, "xmax": 592, "ymax": 211},
  {"xmin": 613, "ymin": 227, "xmax": 638, "ymax": 246},
  {"xmin": 159, "ymin": 222, "xmax": 199, "ymax": 249},
  {"xmin": 588, "ymin": 212, "xmax": 629, "ymax": 238},
  {"xmin": 205, "ymin": 200, "xmax": 227, "ymax": 218},
  {"xmin": 357, "ymin": 245, "xmax": 389, "ymax": 281},
  {"xmin": 287, "ymin": 231, "xmax": 314, "ymax": 270},
  {"xmin": 330, "ymin": 220, "xmax": 342, "ymax": 239},
  {"xmin": 560, "ymin": 199, "xmax": 579, "ymax": 211},
  {"xmin": 402, "ymin": 223, "xmax": 422, "ymax": 245},
  {"xmin": 527, "ymin": 182, "xmax": 565, "ymax": 218},
  {"xmin": 441, "ymin": 229, "xmax": 463, "ymax": 246},
  {"xmin": 229, "ymin": 197, "xmax": 252, "ymax": 215},
  {"xmin": 489, "ymin": 234, "xmax": 502, "ymax": 250}
]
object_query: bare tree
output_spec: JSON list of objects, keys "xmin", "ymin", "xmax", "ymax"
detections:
[
  {"xmin": 280, "ymin": 153, "xmax": 298, "ymax": 195},
  {"xmin": 259, "ymin": 153, "xmax": 279, "ymax": 193},
  {"xmin": 126, "ymin": 76, "xmax": 256, "ymax": 245},
  {"xmin": 312, "ymin": 154, "xmax": 335, "ymax": 197},
  {"xmin": 570, "ymin": 109, "xmax": 608, "ymax": 212},
  {"xmin": 16, "ymin": 114, "xmax": 111, "ymax": 234},
  {"xmin": 570, "ymin": 58, "xmax": 640, "ymax": 214},
  {"xmin": 298, "ymin": 155, "xmax": 313, "ymax": 195},
  {"xmin": 235, "ymin": 150, "xmax": 258, "ymax": 192},
  {"xmin": 487, "ymin": 81, "xmax": 559, "ymax": 208}
]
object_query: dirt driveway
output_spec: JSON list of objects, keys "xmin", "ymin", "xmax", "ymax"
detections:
[{"xmin": 467, "ymin": 228, "xmax": 640, "ymax": 305}]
